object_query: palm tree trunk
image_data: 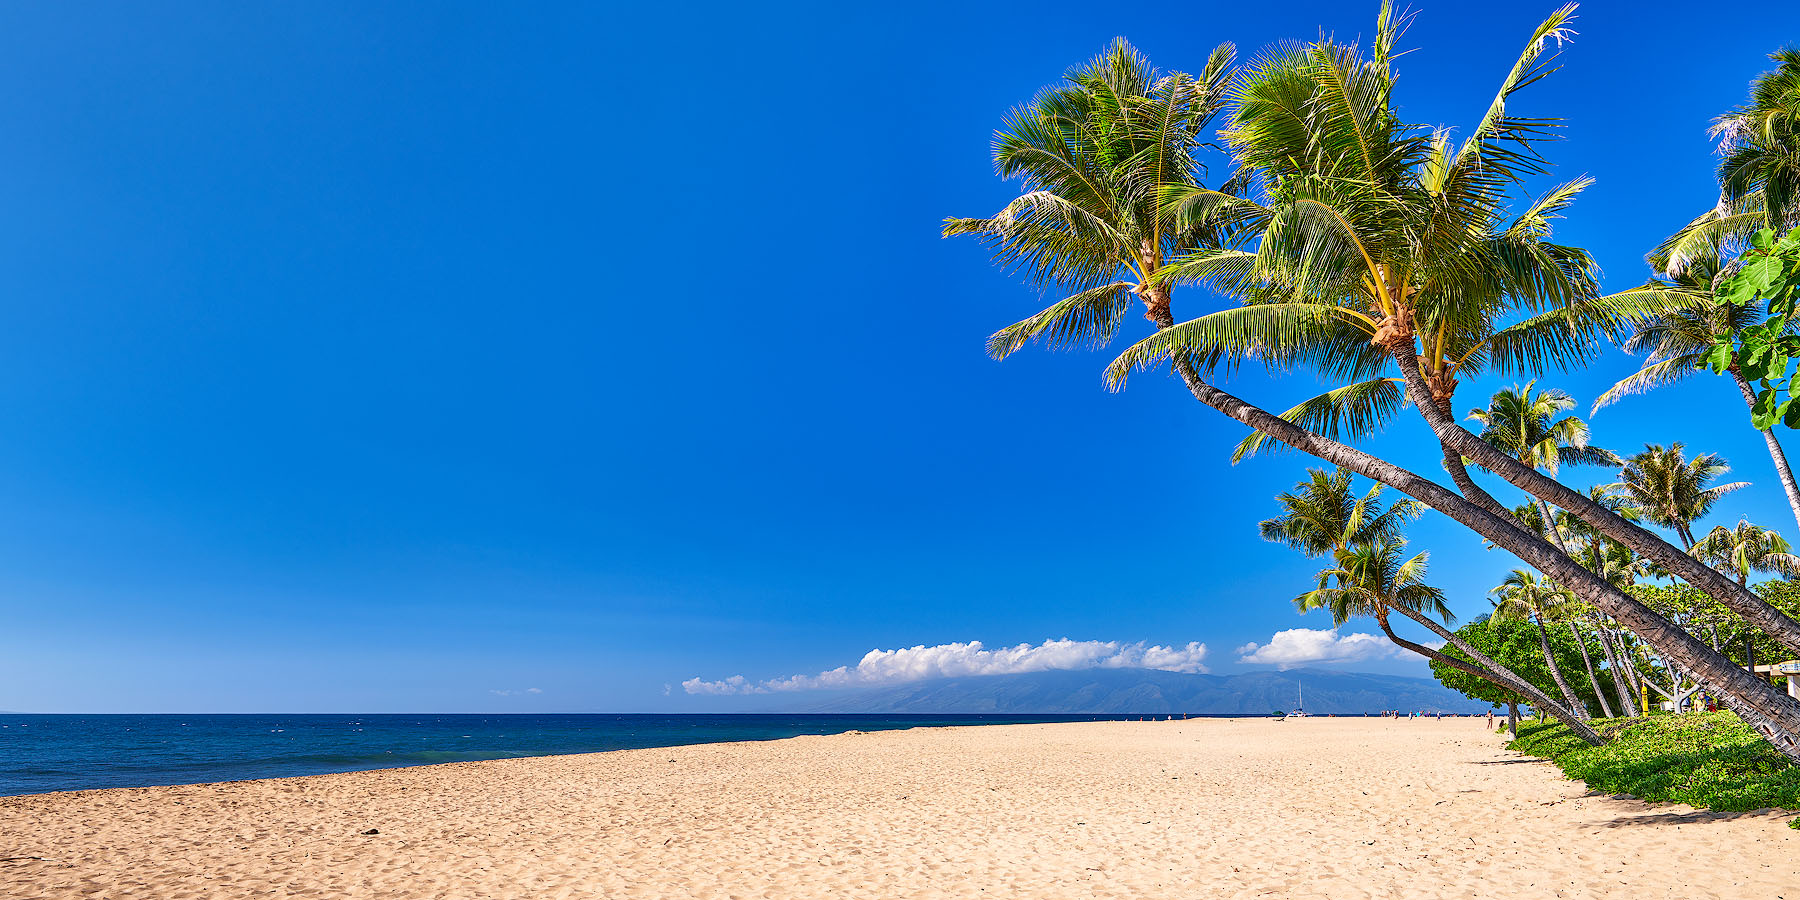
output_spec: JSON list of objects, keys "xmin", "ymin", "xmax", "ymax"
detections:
[
  {"xmin": 1385, "ymin": 346, "xmax": 1800, "ymax": 658},
  {"xmin": 1730, "ymin": 368, "xmax": 1800, "ymax": 536},
  {"xmin": 1507, "ymin": 701, "xmax": 1519, "ymax": 736},
  {"xmin": 1441, "ymin": 445, "xmax": 1517, "ymax": 522},
  {"xmin": 1569, "ymin": 620, "xmax": 1612, "ymax": 718},
  {"xmin": 1537, "ymin": 499, "xmax": 1572, "ymax": 555},
  {"xmin": 1534, "ymin": 613, "xmax": 1588, "ymax": 717},
  {"xmin": 1678, "ymin": 522, "xmax": 1698, "ymax": 551},
  {"xmin": 1168, "ymin": 360, "xmax": 1800, "ymax": 760},
  {"xmin": 1382, "ymin": 604, "xmax": 1602, "ymax": 743},
  {"xmin": 1596, "ymin": 625, "xmax": 1639, "ymax": 717},
  {"xmin": 1372, "ymin": 608, "xmax": 1570, "ymax": 726}
]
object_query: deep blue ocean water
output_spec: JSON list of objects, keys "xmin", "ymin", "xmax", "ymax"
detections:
[{"xmin": 0, "ymin": 713, "xmax": 1157, "ymax": 797}]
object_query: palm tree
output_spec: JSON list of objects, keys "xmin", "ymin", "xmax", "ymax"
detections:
[
  {"xmin": 1609, "ymin": 443, "xmax": 1749, "ymax": 549},
  {"xmin": 954, "ymin": 5, "xmax": 1800, "ymax": 757},
  {"xmin": 1260, "ymin": 468, "xmax": 1601, "ymax": 742},
  {"xmin": 1657, "ymin": 48, "xmax": 1800, "ymax": 271},
  {"xmin": 941, "ymin": 38, "xmax": 1234, "ymax": 355},
  {"xmin": 1691, "ymin": 519, "xmax": 1800, "ymax": 586},
  {"xmin": 1100, "ymin": 4, "xmax": 1800, "ymax": 665},
  {"xmin": 1121, "ymin": 6, "xmax": 1619, "ymax": 470},
  {"xmin": 1468, "ymin": 382, "xmax": 1619, "ymax": 556},
  {"xmin": 1491, "ymin": 570, "xmax": 1587, "ymax": 717},
  {"xmin": 1592, "ymin": 238, "xmax": 1800, "ymax": 535},
  {"xmin": 1715, "ymin": 47, "xmax": 1800, "ymax": 229},
  {"xmin": 1295, "ymin": 537, "xmax": 1602, "ymax": 744},
  {"xmin": 1258, "ymin": 467, "xmax": 1421, "ymax": 556}
]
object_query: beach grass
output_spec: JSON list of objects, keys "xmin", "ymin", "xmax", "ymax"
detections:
[{"xmin": 1509, "ymin": 712, "xmax": 1800, "ymax": 824}]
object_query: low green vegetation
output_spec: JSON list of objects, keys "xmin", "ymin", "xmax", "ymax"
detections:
[{"xmin": 1509, "ymin": 713, "xmax": 1800, "ymax": 825}]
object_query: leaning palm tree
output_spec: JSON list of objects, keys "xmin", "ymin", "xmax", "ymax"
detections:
[
  {"xmin": 1261, "ymin": 468, "xmax": 1600, "ymax": 742},
  {"xmin": 1609, "ymin": 443, "xmax": 1749, "ymax": 548},
  {"xmin": 1491, "ymin": 569, "xmax": 1588, "ymax": 717},
  {"xmin": 1691, "ymin": 519, "xmax": 1800, "ymax": 586},
  {"xmin": 1102, "ymin": 4, "xmax": 1800, "ymax": 669},
  {"xmin": 942, "ymin": 38, "xmax": 1235, "ymax": 355},
  {"xmin": 1296, "ymin": 537, "xmax": 1601, "ymax": 743},
  {"xmin": 954, "ymin": 4, "xmax": 1800, "ymax": 756},
  {"xmin": 1592, "ymin": 237, "xmax": 1800, "ymax": 535},
  {"xmin": 1468, "ymin": 382, "xmax": 1619, "ymax": 555}
]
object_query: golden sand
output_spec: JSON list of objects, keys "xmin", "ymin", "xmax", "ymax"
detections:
[{"xmin": 2, "ymin": 718, "xmax": 1795, "ymax": 899}]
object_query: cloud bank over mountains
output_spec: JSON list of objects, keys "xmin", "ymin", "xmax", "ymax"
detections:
[
  {"xmin": 682, "ymin": 639, "xmax": 1209, "ymax": 696},
  {"xmin": 1235, "ymin": 628, "xmax": 1397, "ymax": 669}
]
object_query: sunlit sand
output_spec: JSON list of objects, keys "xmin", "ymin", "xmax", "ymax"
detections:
[{"xmin": 2, "ymin": 718, "xmax": 1793, "ymax": 899}]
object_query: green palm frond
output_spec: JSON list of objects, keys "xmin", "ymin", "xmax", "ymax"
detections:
[
  {"xmin": 1231, "ymin": 378, "xmax": 1404, "ymax": 462},
  {"xmin": 1591, "ymin": 355, "xmax": 1706, "ymax": 413},
  {"xmin": 986, "ymin": 282, "xmax": 1137, "ymax": 359},
  {"xmin": 1103, "ymin": 303, "xmax": 1373, "ymax": 387}
]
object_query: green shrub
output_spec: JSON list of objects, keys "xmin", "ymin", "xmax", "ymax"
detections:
[{"xmin": 1509, "ymin": 712, "xmax": 1800, "ymax": 826}]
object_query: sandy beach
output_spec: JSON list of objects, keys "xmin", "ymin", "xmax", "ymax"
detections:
[{"xmin": 2, "ymin": 718, "xmax": 1795, "ymax": 899}]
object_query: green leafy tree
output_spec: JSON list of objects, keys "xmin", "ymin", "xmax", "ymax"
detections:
[
  {"xmin": 1702, "ymin": 226, "xmax": 1800, "ymax": 433},
  {"xmin": 1429, "ymin": 614, "xmax": 1603, "ymax": 733}
]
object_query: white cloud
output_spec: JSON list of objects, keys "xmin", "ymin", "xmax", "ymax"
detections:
[
  {"xmin": 682, "ymin": 638, "xmax": 1209, "ymax": 695},
  {"xmin": 1235, "ymin": 628, "xmax": 1397, "ymax": 669},
  {"xmin": 489, "ymin": 687, "xmax": 545, "ymax": 697}
]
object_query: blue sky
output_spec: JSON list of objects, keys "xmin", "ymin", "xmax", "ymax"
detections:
[{"xmin": 2, "ymin": 1, "xmax": 1799, "ymax": 712}]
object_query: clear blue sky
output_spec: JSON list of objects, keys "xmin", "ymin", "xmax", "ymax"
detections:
[{"xmin": 2, "ymin": 1, "xmax": 1797, "ymax": 712}]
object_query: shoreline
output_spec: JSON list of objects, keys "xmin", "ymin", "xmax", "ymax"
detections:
[
  {"xmin": 5, "ymin": 718, "xmax": 1794, "ymax": 898},
  {"xmin": 1, "ymin": 711, "xmax": 1485, "ymax": 798}
]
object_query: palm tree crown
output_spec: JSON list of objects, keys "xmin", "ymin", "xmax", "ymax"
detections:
[
  {"xmin": 1609, "ymin": 443, "xmax": 1749, "ymax": 548},
  {"xmin": 1691, "ymin": 519, "xmax": 1800, "ymax": 585},
  {"xmin": 1468, "ymin": 381, "xmax": 1618, "ymax": 476},
  {"xmin": 1491, "ymin": 569, "xmax": 1571, "ymax": 625},
  {"xmin": 1294, "ymin": 537, "xmax": 1451, "ymax": 628},
  {"xmin": 1591, "ymin": 243, "xmax": 1763, "ymax": 412},
  {"xmin": 1258, "ymin": 466, "xmax": 1422, "ymax": 558},
  {"xmin": 942, "ymin": 38, "xmax": 1234, "ymax": 356},
  {"xmin": 1715, "ymin": 47, "xmax": 1800, "ymax": 233},
  {"xmin": 1102, "ymin": 4, "xmax": 1648, "ymax": 464},
  {"xmin": 1657, "ymin": 48, "xmax": 1800, "ymax": 272}
]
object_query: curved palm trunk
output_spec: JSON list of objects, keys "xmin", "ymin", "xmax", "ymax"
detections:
[
  {"xmin": 1167, "ymin": 359, "xmax": 1800, "ymax": 760},
  {"xmin": 1570, "ymin": 620, "xmax": 1614, "ymax": 718},
  {"xmin": 1534, "ymin": 613, "xmax": 1588, "ymax": 718},
  {"xmin": 1383, "ymin": 604, "xmax": 1601, "ymax": 743},
  {"xmin": 1385, "ymin": 346, "xmax": 1800, "ymax": 657},
  {"xmin": 1730, "ymin": 369, "xmax": 1800, "ymax": 536},
  {"xmin": 1371, "ymin": 608, "xmax": 1598, "ymax": 742}
]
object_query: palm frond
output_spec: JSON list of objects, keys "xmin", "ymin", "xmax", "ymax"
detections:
[{"xmin": 1231, "ymin": 378, "xmax": 1404, "ymax": 462}]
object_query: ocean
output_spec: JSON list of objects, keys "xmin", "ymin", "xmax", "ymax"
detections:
[{"xmin": 0, "ymin": 713, "xmax": 1157, "ymax": 797}]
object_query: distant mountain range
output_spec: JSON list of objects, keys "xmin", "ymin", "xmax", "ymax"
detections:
[{"xmin": 791, "ymin": 668, "xmax": 1488, "ymax": 715}]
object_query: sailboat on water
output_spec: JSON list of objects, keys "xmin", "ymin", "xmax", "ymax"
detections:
[{"xmin": 1285, "ymin": 679, "xmax": 1307, "ymax": 718}]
